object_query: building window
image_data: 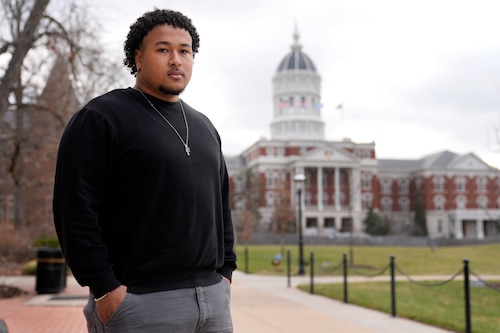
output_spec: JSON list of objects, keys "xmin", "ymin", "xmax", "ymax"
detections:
[
  {"xmin": 306, "ymin": 218, "xmax": 318, "ymax": 228},
  {"xmin": 363, "ymin": 173, "xmax": 372, "ymax": 190},
  {"xmin": 363, "ymin": 193, "xmax": 373, "ymax": 209},
  {"xmin": 456, "ymin": 196, "xmax": 466, "ymax": 210},
  {"xmin": 324, "ymin": 218, "xmax": 335, "ymax": 228},
  {"xmin": 437, "ymin": 219, "xmax": 443, "ymax": 233},
  {"xmin": 381, "ymin": 179, "xmax": 392, "ymax": 194},
  {"xmin": 399, "ymin": 197, "xmax": 410, "ymax": 213},
  {"xmin": 455, "ymin": 177, "xmax": 465, "ymax": 192},
  {"xmin": 434, "ymin": 195, "xmax": 445, "ymax": 211},
  {"xmin": 399, "ymin": 179, "xmax": 409, "ymax": 194},
  {"xmin": 476, "ymin": 177, "xmax": 486, "ymax": 192},
  {"xmin": 266, "ymin": 192, "xmax": 274, "ymax": 208},
  {"xmin": 276, "ymin": 171, "xmax": 284, "ymax": 187},
  {"xmin": 277, "ymin": 147, "xmax": 285, "ymax": 156},
  {"xmin": 266, "ymin": 172, "xmax": 274, "ymax": 188},
  {"xmin": 381, "ymin": 197, "xmax": 392, "ymax": 213},
  {"xmin": 433, "ymin": 177, "xmax": 444, "ymax": 192},
  {"xmin": 235, "ymin": 177, "xmax": 244, "ymax": 193},
  {"xmin": 477, "ymin": 196, "xmax": 487, "ymax": 209}
]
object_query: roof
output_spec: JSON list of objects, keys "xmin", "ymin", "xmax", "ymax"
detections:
[
  {"xmin": 378, "ymin": 150, "xmax": 497, "ymax": 173},
  {"xmin": 276, "ymin": 28, "xmax": 317, "ymax": 73}
]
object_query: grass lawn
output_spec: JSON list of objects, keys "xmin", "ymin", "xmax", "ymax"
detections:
[
  {"xmin": 235, "ymin": 243, "xmax": 500, "ymax": 276},
  {"xmin": 235, "ymin": 244, "xmax": 500, "ymax": 333},
  {"xmin": 298, "ymin": 280, "xmax": 500, "ymax": 333}
]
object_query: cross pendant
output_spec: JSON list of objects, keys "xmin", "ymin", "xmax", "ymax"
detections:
[{"xmin": 185, "ymin": 145, "xmax": 191, "ymax": 156}]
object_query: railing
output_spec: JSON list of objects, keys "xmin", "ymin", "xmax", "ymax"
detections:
[
  {"xmin": 281, "ymin": 251, "xmax": 498, "ymax": 333},
  {"xmin": 240, "ymin": 247, "xmax": 499, "ymax": 333},
  {"xmin": 252, "ymin": 248, "xmax": 500, "ymax": 333}
]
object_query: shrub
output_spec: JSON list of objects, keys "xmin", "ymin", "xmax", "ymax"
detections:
[{"xmin": 32, "ymin": 235, "xmax": 60, "ymax": 248}]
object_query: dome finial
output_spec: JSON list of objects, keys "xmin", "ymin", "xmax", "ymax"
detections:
[
  {"xmin": 292, "ymin": 20, "xmax": 301, "ymax": 50},
  {"xmin": 293, "ymin": 20, "xmax": 299, "ymax": 43}
]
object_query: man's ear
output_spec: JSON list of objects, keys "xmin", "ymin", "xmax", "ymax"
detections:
[{"xmin": 134, "ymin": 49, "xmax": 142, "ymax": 71}]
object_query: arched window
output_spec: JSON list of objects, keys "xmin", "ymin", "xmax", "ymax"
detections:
[
  {"xmin": 363, "ymin": 173, "xmax": 372, "ymax": 190},
  {"xmin": 381, "ymin": 179, "xmax": 392, "ymax": 194},
  {"xmin": 398, "ymin": 179, "xmax": 409, "ymax": 194},
  {"xmin": 266, "ymin": 192, "xmax": 274, "ymax": 208},
  {"xmin": 434, "ymin": 195, "xmax": 445, "ymax": 211},
  {"xmin": 433, "ymin": 177, "xmax": 444, "ymax": 192},
  {"xmin": 456, "ymin": 196, "xmax": 467, "ymax": 210},
  {"xmin": 455, "ymin": 177, "xmax": 466, "ymax": 192},
  {"xmin": 399, "ymin": 197, "xmax": 410, "ymax": 213},
  {"xmin": 363, "ymin": 193, "xmax": 373, "ymax": 209},
  {"xmin": 381, "ymin": 197, "xmax": 392, "ymax": 213},
  {"xmin": 477, "ymin": 196, "xmax": 488, "ymax": 209},
  {"xmin": 476, "ymin": 177, "xmax": 487, "ymax": 192}
]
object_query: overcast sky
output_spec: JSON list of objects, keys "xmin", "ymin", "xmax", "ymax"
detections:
[{"xmin": 83, "ymin": 0, "xmax": 500, "ymax": 167}]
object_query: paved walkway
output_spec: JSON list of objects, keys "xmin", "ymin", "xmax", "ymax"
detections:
[{"xmin": 0, "ymin": 271, "xmax": 466, "ymax": 333}]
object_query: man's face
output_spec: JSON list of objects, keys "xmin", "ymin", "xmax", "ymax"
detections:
[{"xmin": 134, "ymin": 24, "xmax": 194, "ymax": 101}]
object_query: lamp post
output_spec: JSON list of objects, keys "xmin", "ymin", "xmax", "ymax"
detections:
[{"xmin": 294, "ymin": 173, "xmax": 306, "ymax": 275}]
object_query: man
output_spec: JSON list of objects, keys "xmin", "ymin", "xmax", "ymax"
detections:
[{"xmin": 53, "ymin": 9, "xmax": 236, "ymax": 333}]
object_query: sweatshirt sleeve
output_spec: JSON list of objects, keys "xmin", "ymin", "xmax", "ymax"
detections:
[
  {"xmin": 53, "ymin": 107, "xmax": 121, "ymax": 298},
  {"xmin": 216, "ymin": 154, "xmax": 238, "ymax": 281}
]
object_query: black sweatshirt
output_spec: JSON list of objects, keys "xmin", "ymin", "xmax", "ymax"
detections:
[{"xmin": 53, "ymin": 88, "xmax": 237, "ymax": 298}]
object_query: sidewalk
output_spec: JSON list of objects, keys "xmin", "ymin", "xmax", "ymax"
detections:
[{"xmin": 0, "ymin": 271, "xmax": 458, "ymax": 333}]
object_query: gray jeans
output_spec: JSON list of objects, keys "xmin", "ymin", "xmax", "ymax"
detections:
[{"xmin": 83, "ymin": 279, "xmax": 232, "ymax": 333}]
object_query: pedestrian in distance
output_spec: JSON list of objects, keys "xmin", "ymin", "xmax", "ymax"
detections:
[{"xmin": 53, "ymin": 9, "xmax": 237, "ymax": 333}]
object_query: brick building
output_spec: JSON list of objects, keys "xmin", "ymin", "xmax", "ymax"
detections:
[{"xmin": 226, "ymin": 30, "xmax": 500, "ymax": 240}]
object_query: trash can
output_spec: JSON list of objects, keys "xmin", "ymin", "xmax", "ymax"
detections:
[{"xmin": 35, "ymin": 247, "xmax": 67, "ymax": 294}]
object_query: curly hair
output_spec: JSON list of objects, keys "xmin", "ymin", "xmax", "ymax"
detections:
[{"xmin": 123, "ymin": 9, "xmax": 200, "ymax": 76}]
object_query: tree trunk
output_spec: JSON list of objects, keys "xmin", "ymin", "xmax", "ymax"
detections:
[{"xmin": 0, "ymin": 0, "xmax": 50, "ymax": 114}]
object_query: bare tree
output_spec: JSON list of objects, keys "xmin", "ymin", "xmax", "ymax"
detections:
[
  {"xmin": 0, "ymin": 0, "xmax": 50, "ymax": 114},
  {"xmin": 271, "ymin": 175, "xmax": 295, "ymax": 250},
  {"xmin": 232, "ymin": 168, "xmax": 263, "ymax": 243},
  {"xmin": 0, "ymin": 0, "xmax": 127, "ymax": 229}
]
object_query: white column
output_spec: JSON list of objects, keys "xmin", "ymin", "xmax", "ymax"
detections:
[
  {"xmin": 317, "ymin": 166, "xmax": 323, "ymax": 211},
  {"xmin": 455, "ymin": 213, "xmax": 463, "ymax": 239},
  {"xmin": 352, "ymin": 167, "xmax": 361, "ymax": 211},
  {"xmin": 334, "ymin": 167, "xmax": 340, "ymax": 211},
  {"xmin": 476, "ymin": 219, "xmax": 485, "ymax": 239}
]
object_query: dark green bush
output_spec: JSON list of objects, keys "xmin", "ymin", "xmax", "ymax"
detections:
[{"xmin": 33, "ymin": 235, "xmax": 60, "ymax": 248}]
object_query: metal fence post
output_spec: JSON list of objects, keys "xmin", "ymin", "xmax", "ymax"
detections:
[
  {"xmin": 463, "ymin": 258, "xmax": 471, "ymax": 333},
  {"xmin": 343, "ymin": 253, "xmax": 348, "ymax": 303},
  {"xmin": 390, "ymin": 255, "xmax": 397, "ymax": 317},
  {"xmin": 310, "ymin": 252, "xmax": 315, "ymax": 294},
  {"xmin": 244, "ymin": 246, "xmax": 249, "ymax": 274},
  {"xmin": 287, "ymin": 250, "xmax": 291, "ymax": 288}
]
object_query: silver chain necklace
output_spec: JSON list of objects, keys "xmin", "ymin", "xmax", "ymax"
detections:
[{"xmin": 139, "ymin": 90, "xmax": 191, "ymax": 156}]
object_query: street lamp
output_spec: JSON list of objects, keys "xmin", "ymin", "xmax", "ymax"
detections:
[{"xmin": 294, "ymin": 173, "xmax": 306, "ymax": 275}]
